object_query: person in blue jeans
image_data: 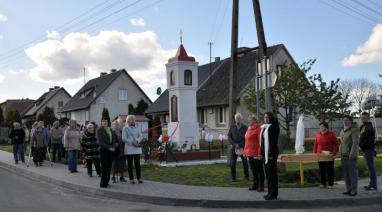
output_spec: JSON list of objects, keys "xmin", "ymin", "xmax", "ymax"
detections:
[
  {"xmin": 64, "ymin": 120, "xmax": 81, "ymax": 173},
  {"xmin": 359, "ymin": 112, "xmax": 378, "ymax": 191},
  {"xmin": 8, "ymin": 122, "xmax": 25, "ymax": 164}
]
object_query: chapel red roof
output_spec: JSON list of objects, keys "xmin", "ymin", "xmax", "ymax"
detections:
[{"xmin": 168, "ymin": 44, "xmax": 195, "ymax": 63}]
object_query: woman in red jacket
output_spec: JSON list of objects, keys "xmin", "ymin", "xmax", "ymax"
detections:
[
  {"xmin": 313, "ymin": 122, "xmax": 339, "ymax": 189},
  {"xmin": 244, "ymin": 114, "xmax": 264, "ymax": 192}
]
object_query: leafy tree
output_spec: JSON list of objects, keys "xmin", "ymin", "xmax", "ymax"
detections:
[
  {"xmin": 306, "ymin": 74, "xmax": 344, "ymax": 122},
  {"xmin": 128, "ymin": 99, "xmax": 149, "ymax": 115},
  {"xmin": 37, "ymin": 106, "xmax": 57, "ymax": 126},
  {"xmin": 5, "ymin": 110, "xmax": 22, "ymax": 127},
  {"xmin": 102, "ymin": 107, "xmax": 111, "ymax": 125},
  {"xmin": 128, "ymin": 104, "xmax": 135, "ymax": 115},
  {"xmin": 135, "ymin": 99, "xmax": 149, "ymax": 115}
]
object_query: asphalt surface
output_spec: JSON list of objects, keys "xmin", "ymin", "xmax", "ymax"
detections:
[{"xmin": 0, "ymin": 168, "xmax": 382, "ymax": 212}]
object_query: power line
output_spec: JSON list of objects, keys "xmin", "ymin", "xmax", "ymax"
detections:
[
  {"xmin": 75, "ymin": 0, "xmax": 143, "ymax": 32},
  {"xmin": 212, "ymin": 0, "xmax": 230, "ymax": 43},
  {"xmin": 0, "ymin": 0, "xmax": 118, "ymax": 61},
  {"xmin": 366, "ymin": 0, "xmax": 382, "ymax": 10},
  {"xmin": 319, "ymin": 0, "xmax": 375, "ymax": 25},
  {"xmin": 88, "ymin": 0, "xmax": 164, "ymax": 34},
  {"xmin": 332, "ymin": 0, "xmax": 379, "ymax": 23},
  {"xmin": 208, "ymin": 0, "xmax": 223, "ymax": 41},
  {"xmin": 351, "ymin": 0, "xmax": 382, "ymax": 18}
]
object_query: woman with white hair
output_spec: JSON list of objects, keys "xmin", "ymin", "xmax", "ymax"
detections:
[
  {"xmin": 64, "ymin": 120, "xmax": 82, "ymax": 173},
  {"xmin": 111, "ymin": 120, "xmax": 127, "ymax": 183},
  {"xmin": 82, "ymin": 123, "xmax": 101, "ymax": 177},
  {"xmin": 122, "ymin": 115, "xmax": 143, "ymax": 184}
]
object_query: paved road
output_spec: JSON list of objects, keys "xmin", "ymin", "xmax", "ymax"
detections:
[{"xmin": 0, "ymin": 168, "xmax": 381, "ymax": 212}]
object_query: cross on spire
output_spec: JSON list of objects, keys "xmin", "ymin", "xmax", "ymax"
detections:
[{"xmin": 179, "ymin": 29, "xmax": 183, "ymax": 44}]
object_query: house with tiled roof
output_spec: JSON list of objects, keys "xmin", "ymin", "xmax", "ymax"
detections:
[
  {"xmin": 22, "ymin": 86, "xmax": 71, "ymax": 121},
  {"xmin": 0, "ymin": 99, "xmax": 34, "ymax": 121},
  {"xmin": 146, "ymin": 44, "xmax": 296, "ymax": 137},
  {"xmin": 61, "ymin": 69, "xmax": 152, "ymax": 126}
]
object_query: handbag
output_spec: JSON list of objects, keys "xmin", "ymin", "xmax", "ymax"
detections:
[{"xmin": 235, "ymin": 146, "xmax": 243, "ymax": 155}]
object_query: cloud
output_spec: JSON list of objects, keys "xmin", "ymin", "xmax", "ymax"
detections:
[
  {"xmin": 6, "ymin": 69, "xmax": 18, "ymax": 75},
  {"xmin": 0, "ymin": 13, "xmax": 7, "ymax": 22},
  {"xmin": 342, "ymin": 24, "xmax": 382, "ymax": 67},
  {"xmin": 0, "ymin": 74, "xmax": 4, "ymax": 83},
  {"xmin": 25, "ymin": 30, "xmax": 175, "ymax": 87},
  {"xmin": 46, "ymin": 30, "xmax": 61, "ymax": 40},
  {"xmin": 129, "ymin": 18, "xmax": 146, "ymax": 27},
  {"xmin": 0, "ymin": 35, "xmax": 3, "ymax": 40}
]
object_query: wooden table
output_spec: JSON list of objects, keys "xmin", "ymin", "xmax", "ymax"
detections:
[{"xmin": 277, "ymin": 153, "xmax": 335, "ymax": 186}]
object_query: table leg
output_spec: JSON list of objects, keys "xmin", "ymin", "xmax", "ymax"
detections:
[{"xmin": 300, "ymin": 162, "xmax": 304, "ymax": 186}]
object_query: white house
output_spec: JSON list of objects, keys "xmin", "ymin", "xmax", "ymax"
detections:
[
  {"xmin": 22, "ymin": 86, "xmax": 71, "ymax": 122},
  {"xmin": 61, "ymin": 69, "xmax": 152, "ymax": 126}
]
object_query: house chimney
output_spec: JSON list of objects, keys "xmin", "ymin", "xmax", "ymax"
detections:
[
  {"xmin": 100, "ymin": 72, "xmax": 107, "ymax": 77},
  {"xmin": 110, "ymin": 69, "xmax": 117, "ymax": 73},
  {"xmin": 54, "ymin": 86, "xmax": 60, "ymax": 89},
  {"xmin": 49, "ymin": 88, "xmax": 54, "ymax": 91},
  {"xmin": 215, "ymin": 57, "xmax": 220, "ymax": 62}
]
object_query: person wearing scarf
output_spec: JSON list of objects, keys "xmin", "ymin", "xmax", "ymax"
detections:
[
  {"xmin": 260, "ymin": 112, "xmax": 280, "ymax": 200},
  {"xmin": 97, "ymin": 117, "xmax": 116, "ymax": 188}
]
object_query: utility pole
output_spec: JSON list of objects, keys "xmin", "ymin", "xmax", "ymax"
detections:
[
  {"xmin": 228, "ymin": 0, "xmax": 239, "ymax": 128},
  {"xmin": 208, "ymin": 42, "xmax": 213, "ymax": 76},
  {"xmin": 83, "ymin": 67, "xmax": 86, "ymax": 85},
  {"xmin": 252, "ymin": 0, "xmax": 273, "ymax": 113}
]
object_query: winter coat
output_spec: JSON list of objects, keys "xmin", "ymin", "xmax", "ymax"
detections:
[
  {"xmin": 32, "ymin": 127, "xmax": 46, "ymax": 148},
  {"xmin": 260, "ymin": 123, "xmax": 280, "ymax": 158},
  {"xmin": 81, "ymin": 131, "xmax": 100, "ymax": 159},
  {"xmin": 122, "ymin": 125, "xmax": 143, "ymax": 155},
  {"xmin": 244, "ymin": 124, "xmax": 261, "ymax": 157},
  {"xmin": 359, "ymin": 122, "xmax": 375, "ymax": 151},
  {"xmin": 97, "ymin": 127, "xmax": 115, "ymax": 151},
  {"xmin": 64, "ymin": 127, "xmax": 81, "ymax": 151},
  {"xmin": 8, "ymin": 128, "xmax": 25, "ymax": 145},
  {"xmin": 313, "ymin": 130, "xmax": 339, "ymax": 156},
  {"xmin": 339, "ymin": 123, "xmax": 359, "ymax": 159},
  {"xmin": 50, "ymin": 127, "xmax": 64, "ymax": 144},
  {"xmin": 228, "ymin": 123, "xmax": 248, "ymax": 149}
]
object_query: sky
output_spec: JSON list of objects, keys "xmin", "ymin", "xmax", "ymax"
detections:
[{"xmin": 0, "ymin": 0, "xmax": 381, "ymax": 103}]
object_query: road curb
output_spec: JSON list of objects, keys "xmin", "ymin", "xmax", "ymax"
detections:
[{"xmin": 0, "ymin": 160, "xmax": 381, "ymax": 209}]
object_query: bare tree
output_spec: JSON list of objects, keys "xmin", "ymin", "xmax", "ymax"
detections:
[
  {"xmin": 337, "ymin": 80, "xmax": 353, "ymax": 114},
  {"xmin": 348, "ymin": 79, "xmax": 380, "ymax": 115}
]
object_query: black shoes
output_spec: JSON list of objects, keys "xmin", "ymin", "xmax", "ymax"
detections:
[
  {"xmin": 120, "ymin": 177, "xmax": 127, "ymax": 182},
  {"xmin": 364, "ymin": 185, "xmax": 378, "ymax": 191},
  {"xmin": 342, "ymin": 191, "xmax": 357, "ymax": 196},
  {"xmin": 138, "ymin": 180, "xmax": 143, "ymax": 184},
  {"xmin": 111, "ymin": 176, "xmax": 117, "ymax": 183},
  {"xmin": 264, "ymin": 194, "xmax": 277, "ymax": 200}
]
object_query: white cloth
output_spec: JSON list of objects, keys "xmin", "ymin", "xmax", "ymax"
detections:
[
  {"xmin": 295, "ymin": 115, "xmax": 305, "ymax": 154},
  {"xmin": 260, "ymin": 124, "xmax": 271, "ymax": 164}
]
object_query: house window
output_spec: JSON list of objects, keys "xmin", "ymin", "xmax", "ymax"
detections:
[
  {"xmin": 58, "ymin": 101, "xmax": 64, "ymax": 108},
  {"xmin": 171, "ymin": 95, "xmax": 178, "ymax": 122},
  {"xmin": 218, "ymin": 107, "xmax": 226, "ymax": 124},
  {"xmin": 118, "ymin": 89, "xmax": 128, "ymax": 101},
  {"xmin": 99, "ymin": 96, "xmax": 106, "ymax": 104},
  {"xmin": 170, "ymin": 71, "xmax": 175, "ymax": 86},
  {"xmin": 184, "ymin": 70, "xmax": 192, "ymax": 86},
  {"xmin": 200, "ymin": 108, "xmax": 207, "ymax": 124}
]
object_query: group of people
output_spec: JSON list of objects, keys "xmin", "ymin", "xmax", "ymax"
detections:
[
  {"xmin": 228, "ymin": 111, "xmax": 378, "ymax": 201},
  {"xmin": 228, "ymin": 112, "xmax": 280, "ymax": 200},
  {"xmin": 8, "ymin": 114, "xmax": 145, "ymax": 188},
  {"xmin": 314, "ymin": 112, "xmax": 378, "ymax": 196}
]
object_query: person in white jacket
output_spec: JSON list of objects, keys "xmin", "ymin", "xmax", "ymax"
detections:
[{"xmin": 122, "ymin": 115, "xmax": 143, "ymax": 184}]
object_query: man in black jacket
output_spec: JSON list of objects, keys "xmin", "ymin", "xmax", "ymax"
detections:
[
  {"xmin": 359, "ymin": 112, "xmax": 378, "ymax": 190},
  {"xmin": 8, "ymin": 122, "xmax": 25, "ymax": 164},
  {"xmin": 228, "ymin": 113, "xmax": 249, "ymax": 182}
]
